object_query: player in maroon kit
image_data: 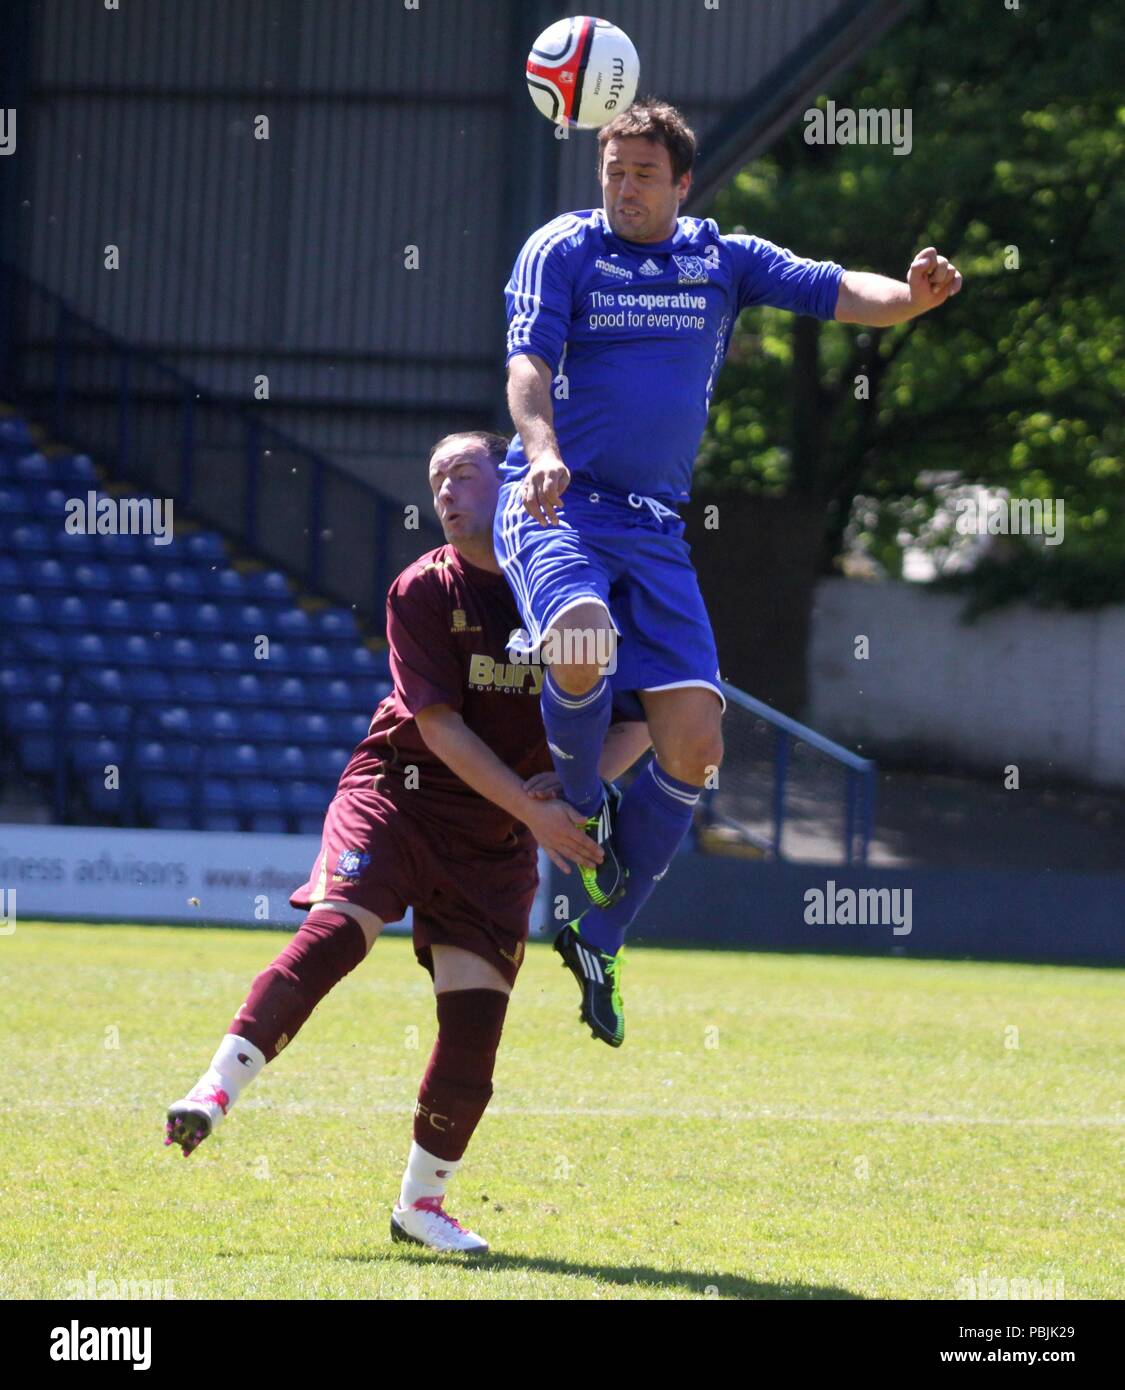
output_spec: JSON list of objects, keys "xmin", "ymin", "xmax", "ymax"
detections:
[{"xmin": 163, "ymin": 430, "xmax": 650, "ymax": 1253}]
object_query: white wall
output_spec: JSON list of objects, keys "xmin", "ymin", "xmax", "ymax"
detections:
[{"xmin": 807, "ymin": 579, "xmax": 1125, "ymax": 789}]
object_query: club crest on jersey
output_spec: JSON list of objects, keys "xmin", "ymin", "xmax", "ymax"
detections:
[
  {"xmin": 334, "ymin": 849, "xmax": 370, "ymax": 880},
  {"xmin": 450, "ymin": 608, "xmax": 481, "ymax": 633},
  {"xmin": 673, "ymin": 254, "xmax": 709, "ymax": 285},
  {"xmin": 596, "ymin": 257, "xmax": 633, "ymax": 281}
]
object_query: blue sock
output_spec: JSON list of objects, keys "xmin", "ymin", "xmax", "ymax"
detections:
[
  {"xmin": 540, "ymin": 669, "xmax": 612, "ymax": 819},
  {"xmin": 579, "ymin": 760, "xmax": 701, "ymax": 955}
]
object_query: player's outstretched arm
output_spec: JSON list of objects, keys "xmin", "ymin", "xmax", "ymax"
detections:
[
  {"xmin": 507, "ymin": 353, "xmax": 570, "ymax": 527},
  {"xmin": 835, "ymin": 248, "xmax": 963, "ymax": 326},
  {"xmin": 415, "ymin": 702, "xmax": 603, "ymax": 875}
]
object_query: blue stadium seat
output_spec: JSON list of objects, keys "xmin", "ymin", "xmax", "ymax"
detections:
[
  {"xmin": 286, "ymin": 781, "xmax": 332, "ymax": 817},
  {"xmin": 0, "ymin": 417, "xmax": 34, "ymax": 454},
  {"xmin": 200, "ymin": 639, "xmax": 243, "ymax": 670},
  {"xmin": 88, "ymin": 666, "xmax": 127, "ymax": 700},
  {"xmin": 83, "ymin": 773, "xmax": 123, "ymax": 816},
  {"xmin": 262, "ymin": 640, "xmax": 292, "ymax": 671},
  {"xmin": 20, "ymin": 735, "xmax": 57, "ymax": 774},
  {"xmin": 56, "ymin": 529, "xmax": 98, "ymax": 559},
  {"xmin": 131, "ymin": 667, "xmax": 173, "ymax": 703},
  {"xmin": 120, "ymin": 562, "xmax": 159, "ymax": 595},
  {"xmin": 275, "ymin": 676, "xmax": 308, "ymax": 707},
  {"xmin": 249, "ymin": 813, "xmax": 287, "ymax": 834},
  {"xmin": 55, "ymin": 594, "xmax": 91, "ymax": 629},
  {"xmin": 162, "ymin": 566, "xmax": 203, "ymax": 598},
  {"xmin": 40, "ymin": 485, "xmax": 71, "ymax": 516},
  {"xmin": 155, "ymin": 706, "xmax": 199, "ymax": 740},
  {"xmin": 170, "ymin": 670, "xmax": 217, "ymax": 703},
  {"xmin": 245, "ymin": 569, "xmax": 291, "ymax": 602},
  {"xmin": 349, "ymin": 646, "xmax": 391, "ymax": 677},
  {"xmin": 9, "ymin": 698, "xmax": 52, "ymax": 732},
  {"xmin": 67, "ymin": 632, "xmax": 108, "ymax": 665},
  {"xmin": 202, "ymin": 568, "xmax": 247, "ymax": 600},
  {"xmin": 141, "ymin": 599, "xmax": 179, "ymax": 632},
  {"xmin": 222, "ymin": 672, "xmax": 265, "ymax": 706},
  {"xmin": 296, "ymin": 815, "xmax": 324, "ymax": 835},
  {"xmin": 291, "ymin": 711, "xmax": 333, "ymax": 744},
  {"xmin": 253, "ymin": 708, "xmax": 289, "ymax": 742},
  {"xmin": 276, "ymin": 607, "xmax": 313, "ymax": 638},
  {"xmin": 234, "ymin": 603, "xmax": 269, "ymax": 636},
  {"xmin": 323, "ymin": 746, "xmax": 352, "ymax": 777},
  {"xmin": 97, "ymin": 532, "xmax": 145, "ymax": 559},
  {"xmin": 137, "ymin": 741, "xmax": 171, "ymax": 773},
  {"xmin": 185, "ymin": 532, "xmax": 227, "ymax": 562},
  {"xmin": 14, "ymin": 451, "xmax": 50, "ymax": 481},
  {"xmin": 201, "ymin": 778, "xmax": 239, "ymax": 813},
  {"xmin": 56, "ymin": 453, "xmax": 97, "ymax": 485},
  {"xmin": 166, "ymin": 636, "xmax": 203, "ymax": 668},
  {"xmin": 315, "ymin": 608, "xmax": 358, "ymax": 640},
  {"xmin": 15, "ymin": 629, "xmax": 62, "ymax": 663},
  {"xmin": 321, "ymin": 678, "xmax": 355, "ymax": 710},
  {"xmin": 304, "ymin": 644, "xmax": 333, "ymax": 673},
  {"xmin": 200, "ymin": 708, "xmax": 242, "ymax": 741},
  {"xmin": 185, "ymin": 601, "xmax": 225, "ymax": 635},
  {"xmin": 261, "ymin": 744, "xmax": 306, "ymax": 778},
  {"xmin": 118, "ymin": 634, "xmax": 156, "ymax": 667},
  {"xmin": 201, "ymin": 742, "xmax": 253, "ymax": 777},
  {"xmin": 0, "ymin": 555, "xmax": 22, "ymax": 588},
  {"xmin": 336, "ymin": 712, "xmax": 370, "ymax": 744},
  {"xmin": 1, "ymin": 592, "xmax": 43, "ymax": 627},
  {"xmin": 0, "ymin": 667, "xmax": 35, "ymax": 702},
  {"xmin": 102, "ymin": 597, "xmax": 137, "ymax": 629},
  {"xmin": 72, "ymin": 561, "xmax": 114, "ymax": 592},
  {"xmin": 373, "ymin": 678, "xmax": 393, "ymax": 702},
  {"xmin": 30, "ymin": 558, "xmax": 69, "ymax": 591},
  {"xmin": 71, "ymin": 737, "xmax": 123, "ymax": 774},
  {"xmin": 0, "ymin": 484, "xmax": 30, "ymax": 518},
  {"xmin": 202, "ymin": 813, "xmax": 241, "ymax": 832},
  {"xmin": 244, "ymin": 780, "xmax": 283, "ymax": 814},
  {"xmin": 66, "ymin": 701, "xmax": 133, "ymax": 740},
  {"xmin": 142, "ymin": 776, "xmax": 191, "ymax": 813},
  {"xmin": 10, "ymin": 524, "xmax": 51, "ymax": 555}
]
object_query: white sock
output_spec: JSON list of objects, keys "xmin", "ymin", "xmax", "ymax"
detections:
[
  {"xmin": 399, "ymin": 1141, "xmax": 460, "ymax": 1209},
  {"xmin": 188, "ymin": 1034, "xmax": 267, "ymax": 1120}
]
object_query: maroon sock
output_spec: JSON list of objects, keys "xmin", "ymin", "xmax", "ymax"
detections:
[
  {"xmin": 414, "ymin": 989, "xmax": 509, "ymax": 1163},
  {"xmin": 228, "ymin": 911, "xmax": 367, "ymax": 1061}
]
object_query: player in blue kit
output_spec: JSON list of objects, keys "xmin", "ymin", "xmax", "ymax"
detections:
[{"xmin": 496, "ymin": 99, "xmax": 962, "ymax": 1046}]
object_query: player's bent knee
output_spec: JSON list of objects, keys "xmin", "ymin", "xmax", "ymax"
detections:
[
  {"xmin": 431, "ymin": 944, "xmax": 513, "ymax": 996},
  {"xmin": 307, "ymin": 900, "xmax": 384, "ymax": 956}
]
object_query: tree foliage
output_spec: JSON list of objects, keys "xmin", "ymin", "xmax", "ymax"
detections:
[{"xmin": 698, "ymin": 0, "xmax": 1124, "ymax": 596}]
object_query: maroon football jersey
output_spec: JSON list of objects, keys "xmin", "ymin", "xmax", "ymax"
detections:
[{"xmin": 337, "ymin": 545, "xmax": 555, "ymax": 846}]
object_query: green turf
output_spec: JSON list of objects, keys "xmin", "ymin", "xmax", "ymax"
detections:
[{"xmin": 1, "ymin": 921, "xmax": 1120, "ymax": 1300}]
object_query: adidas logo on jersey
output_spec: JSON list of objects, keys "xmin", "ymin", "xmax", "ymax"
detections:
[{"xmin": 638, "ymin": 258, "xmax": 662, "ymax": 276}]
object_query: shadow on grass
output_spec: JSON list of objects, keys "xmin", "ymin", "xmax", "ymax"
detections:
[{"xmin": 338, "ymin": 1247, "xmax": 861, "ymax": 1299}]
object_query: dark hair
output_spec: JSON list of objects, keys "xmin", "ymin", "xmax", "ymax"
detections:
[
  {"xmin": 597, "ymin": 99, "xmax": 696, "ymax": 183},
  {"xmin": 427, "ymin": 430, "xmax": 509, "ymax": 468}
]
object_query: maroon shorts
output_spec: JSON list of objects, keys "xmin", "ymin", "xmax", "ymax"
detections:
[{"xmin": 290, "ymin": 786, "xmax": 538, "ymax": 987}]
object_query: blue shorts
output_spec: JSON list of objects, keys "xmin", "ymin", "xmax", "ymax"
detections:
[{"xmin": 494, "ymin": 480, "xmax": 725, "ymax": 710}]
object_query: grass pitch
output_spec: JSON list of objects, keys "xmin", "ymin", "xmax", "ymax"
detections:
[{"xmin": 1, "ymin": 921, "xmax": 1120, "ymax": 1300}]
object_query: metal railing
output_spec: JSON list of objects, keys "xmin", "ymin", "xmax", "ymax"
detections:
[
  {"xmin": 0, "ymin": 262, "xmax": 431, "ymax": 622},
  {"xmin": 700, "ymin": 680, "xmax": 876, "ymax": 865}
]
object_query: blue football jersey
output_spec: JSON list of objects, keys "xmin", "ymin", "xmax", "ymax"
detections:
[{"xmin": 503, "ymin": 208, "xmax": 843, "ymax": 504}]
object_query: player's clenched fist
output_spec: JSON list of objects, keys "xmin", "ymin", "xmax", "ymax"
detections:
[
  {"xmin": 907, "ymin": 247, "xmax": 963, "ymax": 313},
  {"xmin": 522, "ymin": 454, "xmax": 570, "ymax": 527}
]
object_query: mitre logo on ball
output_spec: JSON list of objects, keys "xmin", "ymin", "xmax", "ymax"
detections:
[{"xmin": 526, "ymin": 16, "xmax": 640, "ymax": 129}]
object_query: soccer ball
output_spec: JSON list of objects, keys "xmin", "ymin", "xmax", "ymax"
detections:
[{"xmin": 526, "ymin": 16, "xmax": 640, "ymax": 130}]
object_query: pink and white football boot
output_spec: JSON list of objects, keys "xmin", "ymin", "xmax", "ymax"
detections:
[{"xmin": 390, "ymin": 1196, "xmax": 489, "ymax": 1254}]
